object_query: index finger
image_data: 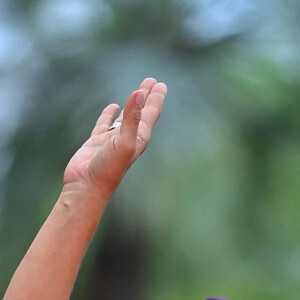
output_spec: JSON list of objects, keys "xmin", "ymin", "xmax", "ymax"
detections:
[{"xmin": 114, "ymin": 77, "xmax": 157, "ymax": 123}]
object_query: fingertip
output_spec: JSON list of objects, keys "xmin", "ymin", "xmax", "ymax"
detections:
[
  {"xmin": 141, "ymin": 77, "xmax": 157, "ymax": 84},
  {"xmin": 100, "ymin": 104, "xmax": 119, "ymax": 117},
  {"xmin": 140, "ymin": 78, "xmax": 157, "ymax": 91},
  {"xmin": 152, "ymin": 82, "xmax": 168, "ymax": 95},
  {"xmin": 105, "ymin": 103, "xmax": 120, "ymax": 111},
  {"xmin": 112, "ymin": 103, "xmax": 120, "ymax": 108},
  {"xmin": 146, "ymin": 77, "xmax": 157, "ymax": 81}
]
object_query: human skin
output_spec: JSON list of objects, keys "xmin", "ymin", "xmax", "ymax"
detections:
[{"xmin": 4, "ymin": 78, "xmax": 167, "ymax": 300}]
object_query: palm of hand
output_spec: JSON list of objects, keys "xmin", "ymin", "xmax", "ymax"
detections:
[{"xmin": 63, "ymin": 78, "xmax": 167, "ymax": 196}]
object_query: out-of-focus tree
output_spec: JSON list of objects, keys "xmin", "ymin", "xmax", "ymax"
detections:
[{"xmin": 1, "ymin": 0, "xmax": 300, "ymax": 299}]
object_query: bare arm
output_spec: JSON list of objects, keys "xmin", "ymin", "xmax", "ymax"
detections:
[{"xmin": 4, "ymin": 78, "xmax": 167, "ymax": 300}]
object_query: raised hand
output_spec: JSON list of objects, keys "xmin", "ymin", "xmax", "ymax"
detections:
[
  {"xmin": 4, "ymin": 78, "xmax": 167, "ymax": 300},
  {"xmin": 63, "ymin": 78, "xmax": 167, "ymax": 199}
]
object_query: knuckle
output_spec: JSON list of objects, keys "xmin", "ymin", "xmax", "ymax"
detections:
[
  {"xmin": 137, "ymin": 136, "xmax": 149, "ymax": 154},
  {"xmin": 137, "ymin": 135, "xmax": 148, "ymax": 146},
  {"xmin": 115, "ymin": 135, "xmax": 136, "ymax": 156},
  {"xmin": 122, "ymin": 141, "xmax": 136, "ymax": 156}
]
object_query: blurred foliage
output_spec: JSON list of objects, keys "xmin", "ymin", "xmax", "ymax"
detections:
[{"xmin": 1, "ymin": 0, "xmax": 300, "ymax": 299}]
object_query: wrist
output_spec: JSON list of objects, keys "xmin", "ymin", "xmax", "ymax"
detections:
[
  {"xmin": 61, "ymin": 179, "xmax": 112, "ymax": 202},
  {"xmin": 59, "ymin": 182, "xmax": 112, "ymax": 222}
]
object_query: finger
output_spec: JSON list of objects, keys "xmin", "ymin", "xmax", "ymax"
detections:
[
  {"xmin": 114, "ymin": 109, "xmax": 124, "ymax": 123},
  {"xmin": 139, "ymin": 77, "xmax": 157, "ymax": 96},
  {"xmin": 91, "ymin": 104, "xmax": 119, "ymax": 136},
  {"xmin": 141, "ymin": 82, "xmax": 167, "ymax": 130},
  {"xmin": 114, "ymin": 78, "xmax": 157, "ymax": 123},
  {"xmin": 120, "ymin": 90, "xmax": 144, "ymax": 147}
]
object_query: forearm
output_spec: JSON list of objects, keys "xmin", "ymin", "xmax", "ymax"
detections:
[
  {"xmin": 4, "ymin": 78, "xmax": 167, "ymax": 299},
  {"xmin": 4, "ymin": 190, "xmax": 107, "ymax": 300}
]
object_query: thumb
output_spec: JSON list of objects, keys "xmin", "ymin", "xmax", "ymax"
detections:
[{"xmin": 120, "ymin": 90, "xmax": 144, "ymax": 148}]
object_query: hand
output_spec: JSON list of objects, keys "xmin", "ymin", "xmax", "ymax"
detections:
[
  {"xmin": 63, "ymin": 78, "xmax": 167, "ymax": 199},
  {"xmin": 4, "ymin": 78, "xmax": 167, "ymax": 300}
]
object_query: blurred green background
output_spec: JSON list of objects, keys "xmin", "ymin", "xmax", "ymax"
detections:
[{"xmin": 1, "ymin": 0, "xmax": 300, "ymax": 299}]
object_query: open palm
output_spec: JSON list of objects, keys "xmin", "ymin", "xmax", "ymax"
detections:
[{"xmin": 63, "ymin": 78, "xmax": 167, "ymax": 197}]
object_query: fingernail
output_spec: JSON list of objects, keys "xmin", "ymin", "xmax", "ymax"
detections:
[{"xmin": 135, "ymin": 92, "xmax": 144, "ymax": 108}]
